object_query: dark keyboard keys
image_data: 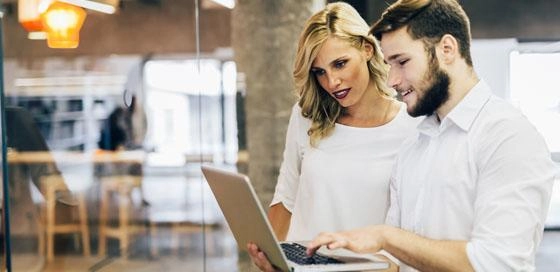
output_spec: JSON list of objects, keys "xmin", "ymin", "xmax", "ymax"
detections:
[{"xmin": 281, "ymin": 243, "xmax": 343, "ymax": 265}]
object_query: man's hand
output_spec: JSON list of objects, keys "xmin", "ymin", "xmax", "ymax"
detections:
[
  {"xmin": 306, "ymin": 225, "xmax": 388, "ymax": 255},
  {"xmin": 308, "ymin": 225, "xmax": 473, "ymax": 272},
  {"xmin": 247, "ymin": 243, "xmax": 281, "ymax": 272}
]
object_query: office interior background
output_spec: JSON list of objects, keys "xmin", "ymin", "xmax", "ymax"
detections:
[{"xmin": 0, "ymin": 0, "xmax": 559, "ymax": 271}]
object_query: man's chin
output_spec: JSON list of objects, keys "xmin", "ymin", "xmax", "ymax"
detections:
[
  {"xmin": 405, "ymin": 104, "xmax": 418, "ymax": 117},
  {"xmin": 407, "ymin": 106, "xmax": 427, "ymax": 118}
]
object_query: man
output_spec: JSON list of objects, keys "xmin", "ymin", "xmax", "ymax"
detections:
[{"xmin": 306, "ymin": 0, "xmax": 556, "ymax": 271}]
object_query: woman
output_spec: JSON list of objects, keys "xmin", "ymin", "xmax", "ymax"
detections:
[{"xmin": 249, "ymin": 2, "xmax": 418, "ymax": 270}]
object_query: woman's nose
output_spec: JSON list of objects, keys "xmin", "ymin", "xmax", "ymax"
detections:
[{"xmin": 327, "ymin": 74, "xmax": 341, "ymax": 90}]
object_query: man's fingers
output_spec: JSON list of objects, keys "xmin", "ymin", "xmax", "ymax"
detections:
[
  {"xmin": 327, "ymin": 239, "xmax": 348, "ymax": 250},
  {"xmin": 307, "ymin": 232, "xmax": 352, "ymax": 255},
  {"xmin": 307, "ymin": 232, "xmax": 339, "ymax": 255}
]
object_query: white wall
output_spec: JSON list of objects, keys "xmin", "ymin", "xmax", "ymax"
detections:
[{"xmin": 471, "ymin": 38, "xmax": 518, "ymax": 100}]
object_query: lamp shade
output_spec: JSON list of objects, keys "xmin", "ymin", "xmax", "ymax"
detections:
[
  {"xmin": 18, "ymin": 0, "xmax": 52, "ymax": 32},
  {"xmin": 41, "ymin": 2, "xmax": 87, "ymax": 49}
]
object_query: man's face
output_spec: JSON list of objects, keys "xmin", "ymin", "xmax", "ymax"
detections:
[{"xmin": 380, "ymin": 27, "xmax": 450, "ymax": 117}]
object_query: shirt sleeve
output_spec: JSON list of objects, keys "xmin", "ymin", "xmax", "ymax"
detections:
[
  {"xmin": 466, "ymin": 117, "xmax": 555, "ymax": 271},
  {"xmin": 385, "ymin": 129, "xmax": 418, "ymax": 228},
  {"xmin": 270, "ymin": 104, "xmax": 305, "ymax": 213},
  {"xmin": 385, "ymin": 156, "xmax": 401, "ymax": 227}
]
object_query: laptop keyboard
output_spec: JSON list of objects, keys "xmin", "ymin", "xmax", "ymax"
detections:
[{"xmin": 281, "ymin": 243, "xmax": 343, "ymax": 265}]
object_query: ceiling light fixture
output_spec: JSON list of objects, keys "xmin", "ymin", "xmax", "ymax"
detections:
[
  {"xmin": 28, "ymin": 31, "xmax": 48, "ymax": 40},
  {"xmin": 42, "ymin": 1, "xmax": 87, "ymax": 48},
  {"xmin": 208, "ymin": 0, "xmax": 234, "ymax": 9},
  {"xmin": 18, "ymin": 0, "xmax": 52, "ymax": 32},
  {"xmin": 59, "ymin": 0, "xmax": 118, "ymax": 14}
]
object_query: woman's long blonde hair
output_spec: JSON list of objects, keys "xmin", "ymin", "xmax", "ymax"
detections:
[{"xmin": 293, "ymin": 2, "xmax": 392, "ymax": 147}]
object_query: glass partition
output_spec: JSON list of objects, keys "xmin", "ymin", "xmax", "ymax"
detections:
[
  {"xmin": 1, "ymin": 5, "xmax": 11, "ymax": 270},
  {"xmin": 0, "ymin": 0, "xmax": 237, "ymax": 271},
  {"xmin": 510, "ymin": 46, "xmax": 560, "ymax": 229},
  {"xmin": 3, "ymin": 1, "xmax": 560, "ymax": 272}
]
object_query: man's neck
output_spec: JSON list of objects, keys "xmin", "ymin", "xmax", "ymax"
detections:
[{"xmin": 436, "ymin": 68, "xmax": 479, "ymax": 120}]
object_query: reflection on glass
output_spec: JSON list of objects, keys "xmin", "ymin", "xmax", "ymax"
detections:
[
  {"xmin": 144, "ymin": 59, "xmax": 238, "ymax": 165},
  {"xmin": 3, "ymin": 53, "xmax": 238, "ymax": 270},
  {"xmin": 3, "ymin": 0, "xmax": 241, "ymax": 270},
  {"xmin": 510, "ymin": 49, "xmax": 560, "ymax": 228},
  {"xmin": 510, "ymin": 51, "xmax": 560, "ymax": 153}
]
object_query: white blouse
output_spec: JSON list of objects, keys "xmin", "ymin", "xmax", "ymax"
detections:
[{"xmin": 271, "ymin": 103, "xmax": 419, "ymax": 241}]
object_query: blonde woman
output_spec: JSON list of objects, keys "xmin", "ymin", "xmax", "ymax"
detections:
[{"xmin": 249, "ymin": 2, "xmax": 418, "ymax": 271}]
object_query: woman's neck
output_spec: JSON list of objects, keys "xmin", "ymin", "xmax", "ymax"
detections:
[{"xmin": 338, "ymin": 88, "xmax": 398, "ymax": 128}]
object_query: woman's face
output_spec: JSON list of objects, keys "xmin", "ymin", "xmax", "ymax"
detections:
[{"xmin": 311, "ymin": 36, "xmax": 373, "ymax": 108}]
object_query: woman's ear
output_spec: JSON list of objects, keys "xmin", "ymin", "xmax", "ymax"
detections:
[{"xmin": 363, "ymin": 42, "xmax": 374, "ymax": 60}]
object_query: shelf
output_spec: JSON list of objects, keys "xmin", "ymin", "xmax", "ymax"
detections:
[
  {"xmin": 34, "ymin": 112, "xmax": 85, "ymax": 123},
  {"xmin": 8, "ymin": 75, "xmax": 127, "ymax": 97},
  {"xmin": 7, "ymin": 94, "xmax": 118, "ymax": 152},
  {"xmin": 48, "ymin": 135, "xmax": 87, "ymax": 150}
]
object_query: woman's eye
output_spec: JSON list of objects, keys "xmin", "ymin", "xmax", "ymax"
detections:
[
  {"xmin": 398, "ymin": 59, "xmax": 409, "ymax": 66},
  {"xmin": 312, "ymin": 69, "xmax": 325, "ymax": 76},
  {"xmin": 334, "ymin": 60, "xmax": 347, "ymax": 68}
]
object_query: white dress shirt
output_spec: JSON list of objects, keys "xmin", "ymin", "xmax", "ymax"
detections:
[
  {"xmin": 386, "ymin": 80, "xmax": 556, "ymax": 271},
  {"xmin": 271, "ymin": 103, "xmax": 419, "ymax": 241}
]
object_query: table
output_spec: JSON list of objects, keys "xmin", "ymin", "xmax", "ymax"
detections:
[
  {"xmin": 7, "ymin": 150, "xmax": 146, "ymax": 165},
  {"xmin": 4, "ymin": 150, "xmax": 146, "ymax": 234}
]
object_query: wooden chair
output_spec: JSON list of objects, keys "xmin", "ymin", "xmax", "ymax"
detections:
[
  {"xmin": 98, "ymin": 175, "xmax": 145, "ymax": 258},
  {"xmin": 39, "ymin": 175, "xmax": 90, "ymax": 262}
]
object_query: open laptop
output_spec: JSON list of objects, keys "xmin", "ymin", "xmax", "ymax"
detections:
[{"xmin": 201, "ymin": 165, "xmax": 389, "ymax": 272}]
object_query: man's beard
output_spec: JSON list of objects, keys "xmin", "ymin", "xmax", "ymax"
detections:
[{"xmin": 409, "ymin": 61, "xmax": 451, "ymax": 117}]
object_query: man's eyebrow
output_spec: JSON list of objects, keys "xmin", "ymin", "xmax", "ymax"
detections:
[{"xmin": 387, "ymin": 53, "xmax": 403, "ymax": 62}]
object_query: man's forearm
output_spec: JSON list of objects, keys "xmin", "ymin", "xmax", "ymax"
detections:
[{"xmin": 382, "ymin": 226, "xmax": 475, "ymax": 272}]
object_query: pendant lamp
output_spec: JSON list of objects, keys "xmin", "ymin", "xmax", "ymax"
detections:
[
  {"xmin": 18, "ymin": 0, "xmax": 52, "ymax": 32},
  {"xmin": 41, "ymin": 1, "xmax": 87, "ymax": 49}
]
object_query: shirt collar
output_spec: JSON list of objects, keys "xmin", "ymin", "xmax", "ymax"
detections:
[{"xmin": 417, "ymin": 79, "xmax": 492, "ymax": 137}]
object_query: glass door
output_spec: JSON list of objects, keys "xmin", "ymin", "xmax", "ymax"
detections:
[{"xmin": 0, "ymin": 0, "xmax": 235, "ymax": 271}]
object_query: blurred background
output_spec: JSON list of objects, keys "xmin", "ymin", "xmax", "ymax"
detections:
[{"xmin": 0, "ymin": 0, "xmax": 559, "ymax": 271}]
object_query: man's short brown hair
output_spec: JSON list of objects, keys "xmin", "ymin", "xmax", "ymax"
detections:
[{"xmin": 371, "ymin": 0, "xmax": 473, "ymax": 66}]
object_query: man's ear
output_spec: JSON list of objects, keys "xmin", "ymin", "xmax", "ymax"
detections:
[{"xmin": 438, "ymin": 34, "xmax": 458, "ymax": 64}]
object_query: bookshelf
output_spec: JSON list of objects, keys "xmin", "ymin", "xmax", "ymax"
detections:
[
  {"xmin": 8, "ymin": 94, "xmax": 119, "ymax": 151},
  {"xmin": 7, "ymin": 74, "xmax": 126, "ymax": 151}
]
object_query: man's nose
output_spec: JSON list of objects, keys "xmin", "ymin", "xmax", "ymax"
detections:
[{"xmin": 387, "ymin": 68, "xmax": 401, "ymax": 89}]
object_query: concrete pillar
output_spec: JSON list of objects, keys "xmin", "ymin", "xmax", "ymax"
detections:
[
  {"xmin": 232, "ymin": 1, "xmax": 324, "ymax": 270},
  {"xmin": 233, "ymin": 0, "xmax": 324, "ymax": 208}
]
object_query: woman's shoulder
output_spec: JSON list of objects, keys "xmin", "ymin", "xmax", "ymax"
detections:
[
  {"xmin": 393, "ymin": 101, "xmax": 423, "ymax": 127},
  {"xmin": 290, "ymin": 103, "xmax": 302, "ymax": 115},
  {"xmin": 287, "ymin": 103, "xmax": 312, "ymax": 139},
  {"xmin": 289, "ymin": 103, "xmax": 312, "ymax": 124}
]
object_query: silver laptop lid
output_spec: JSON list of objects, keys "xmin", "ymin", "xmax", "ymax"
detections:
[{"xmin": 201, "ymin": 165, "xmax": 290, "ymax": 271}]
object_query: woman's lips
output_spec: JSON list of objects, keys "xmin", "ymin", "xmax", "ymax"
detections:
[{"xmin": 333, "ymin": 88, "xmax": 350, "ymax": 99}]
